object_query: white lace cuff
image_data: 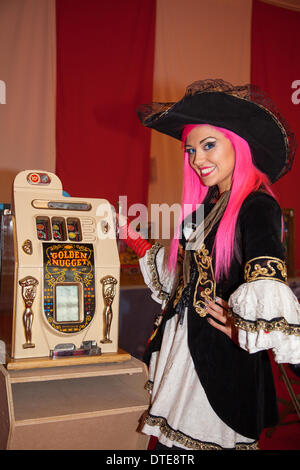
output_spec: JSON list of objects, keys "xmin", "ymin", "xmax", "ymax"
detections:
[
  {"xmin": 139, "ymin": 243, "xmax": 174, "ymax": 306},
  {"xmin": 228, "ymin": 280, "xmax": 300, "ymax": 364}
]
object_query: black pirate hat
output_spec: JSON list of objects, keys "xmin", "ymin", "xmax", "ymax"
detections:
[{"xmin": 137, "ymin": 79, "xmax": 296, "ymax": 183}]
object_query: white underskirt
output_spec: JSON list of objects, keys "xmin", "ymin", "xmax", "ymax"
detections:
[{"xmin": 141, "ymin": 312, "xmax": 256, "ymax": 450}]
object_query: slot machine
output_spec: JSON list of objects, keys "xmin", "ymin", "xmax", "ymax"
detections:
[{"xmin": 0, "ymin": 170, "xmax": 127, "ymax": 368}]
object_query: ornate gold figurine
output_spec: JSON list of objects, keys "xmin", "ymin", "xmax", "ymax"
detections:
[
  {"xmin": 19, "ymin": 276, "xmax": 39, "ymax": 348},
  {"xmin": 100, "ymin": 275, "xmax": 118, "ymax": 344}
]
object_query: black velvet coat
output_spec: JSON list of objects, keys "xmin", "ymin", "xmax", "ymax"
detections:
[{"xmin": 144, "ymin": 190, "xmax": 286, "ymax": 440}]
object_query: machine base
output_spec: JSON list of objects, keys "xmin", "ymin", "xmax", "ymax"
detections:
[
  {"xmin": 0, "ymin": 356, "xmax": 149, "ymax": 450},
  {"xmin": 6, "ymin": 348, "xmax": 131, "ymax": 370}
]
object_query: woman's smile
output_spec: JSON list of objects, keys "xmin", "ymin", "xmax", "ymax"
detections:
[{"xmin": 199, "ymin": 165, "xmax": 216, "ymax": 177}]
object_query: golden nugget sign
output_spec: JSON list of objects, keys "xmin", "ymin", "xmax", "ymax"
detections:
[
  {"xmin": 43, "ymin": 243, "xmax": 94, "ymax": 286},
  {"xmin": 43, "ymin": 243, "xmax": 96, "ymax": 333},
  {"xmin": 50, "ymin": 248, "xmax": 89, "ymax": 267}
]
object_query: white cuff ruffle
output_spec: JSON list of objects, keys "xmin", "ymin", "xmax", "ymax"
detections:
[
  {"xmin": 139, "ymin": 243, "xmax": 174, "ymax": 306},
  {"xmin": 228, "ymin": 280, "xmax": 300, "ymax": 364}
]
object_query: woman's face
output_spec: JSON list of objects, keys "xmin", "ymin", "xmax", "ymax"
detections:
[{"xmin": 185, "ymin": 125, "xmax": 235, "ymax": 193}]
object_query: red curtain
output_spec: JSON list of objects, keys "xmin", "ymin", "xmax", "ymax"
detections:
[
  {"xmin": 56, "ymin": 0, "xmax": 156, "ymax": 209},
  {"xmin": 251, "ymin": 0, "xmax": 300, "ymax": 274}
]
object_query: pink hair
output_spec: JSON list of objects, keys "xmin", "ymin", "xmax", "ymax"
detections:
[{"xmin": 168, "ymin": 124, "xmax": 277, "ymax": 281}]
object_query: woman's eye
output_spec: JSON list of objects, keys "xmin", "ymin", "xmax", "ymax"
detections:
[
  {"xmin": 203, "ymin": 141, "xmax": 216, "ymax": 151},
  {"xmin": 185, "ymin": 148, "xmax": 195, "ymax": 157}
]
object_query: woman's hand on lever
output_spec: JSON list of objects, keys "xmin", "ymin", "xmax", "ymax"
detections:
[{"xmin": 205, "ymin": 297, "xmax": 238, "ymax": 345}]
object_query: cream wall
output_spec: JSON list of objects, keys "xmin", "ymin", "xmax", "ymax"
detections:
[{"xmin": 0, "ymin": 0, "xmax": 56, "ymax": 204}]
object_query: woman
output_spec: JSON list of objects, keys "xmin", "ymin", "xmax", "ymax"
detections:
[{"xmin": 119, "ymin": 79, "xmax": 300, "ymax": 450}]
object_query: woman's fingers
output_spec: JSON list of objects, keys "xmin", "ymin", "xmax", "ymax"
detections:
[
  {"xmin": 205, "ymin": 297, "xmax": 238, "ymax": 345},
  {"xmin": 207, "ymin": 317, "xmax": 229, "ymax": 335},
  {"xmin": 205, "ymin": 297, "xmax": 228, "ymax": 324},
  {"xmin": 214, "ymin": 296, "xmax": 229, "ymax": 312}
]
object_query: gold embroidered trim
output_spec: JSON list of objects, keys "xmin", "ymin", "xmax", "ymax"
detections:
[
  {"xmin": 147, "ymin": 242, "xmax": 170, "ymax": 301},
  {"xmin": 235, "ymin": 442, "xmax": 260, "ymax": 450},
  {"xmin": 193, "ymin": 244, "xmax": 216, "ymax": 317},
  {"xmin": 227, "ymin": 309, "xmax": 300, "ymax": 336},
  {"xmin": 173, "ymin": 277, "xmax": 184, "ymax": 308},
  {"xmin": 145, "ymin": 414, "xmax": 259, "ymax": 450},
  {"xmin": 144, "ymin": 380, "xmax": 153, "ymax": 393},
  {"xmin": 244, "ymin": 256, "xmax": 288, "ymax": 284}
]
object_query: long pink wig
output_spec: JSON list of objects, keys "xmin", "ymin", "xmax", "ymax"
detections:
[{"xmin": 168, "ymin": 124, "xmax": 277, "ymax": 281}]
